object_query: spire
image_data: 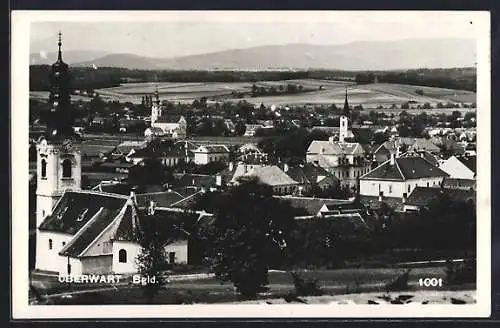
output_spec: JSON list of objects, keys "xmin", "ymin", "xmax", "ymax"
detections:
[
  {"xmin": 343, "ymin": 88, "xmax": 350, "ymax": 116},
  {"xmin": 57, "ymin": 31, "xmax": 63, "ymax": 62}
]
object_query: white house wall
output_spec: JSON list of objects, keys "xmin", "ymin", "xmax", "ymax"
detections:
[
  {"xmin": 35, "ymin": 231, "xmax": 73, "ymax": 273},
  {"xmin": 360, "ymin": 177, "xmax": 444, "ymax": 198},
  {"xmin": 81, "ymin": 255, "xmax": 113, "ymax": 274},
  {"xmin": 112, "ymin": 240, "xmax": 189, "ymax": 274}
]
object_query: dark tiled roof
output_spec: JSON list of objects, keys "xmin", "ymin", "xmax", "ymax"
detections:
[
  {"xmin": 361, "ymin": 156, "xmax": 448, "ymax": 181},
  {"xmin": 275, "ymin": 196, "xmax": 357, "ymax": 216},
  {"xmin": 405, "ymin": 187, "xmax": 475, "ymax": 207},
  {"xmin": 39, "ymin": 191, "xmax": 128, "ymax": 235},
  {"xmin": 457, "ymin": 155, "xmax": 476, "ymax": 173},
  {"xmin": 443, "ymin": 178, "xmax": 476, "ymax": 190},
  {"xmin": 59, "ymin": 206, "xmax": 123, "ymax": 257},
  {"xmin": 135, "ymin": 191, "xmax": 187, "ymax": 208}
]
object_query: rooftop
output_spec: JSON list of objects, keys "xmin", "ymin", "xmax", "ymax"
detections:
[{"xmin": 361, "ymin": 156, "xmax": 449, "ymax": 181}]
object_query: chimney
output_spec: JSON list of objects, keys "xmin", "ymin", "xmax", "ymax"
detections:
[
  {"xmin": 228, "ymin": 161, "xmax": 234, "ymax": 172},
  {"xmin": 216, "ymin": 174, "xmax": 222, "ymax": 186},
  {"xmin": 402, "ymin": 192, "xmax": 407, "ymax": 204},
  {"xmin": 390, "ymin": 153, "xmax": 395, "ymax": 165},
  {"xmin": 130, "ymin": 188, "xmax": 137, "ymax": 205},
  {"xmin": 284, "ymin": 163, "xmax": 289, "ymax": 172},
  {"xmin": 378, "ymin": 191, "xmax": 384, "ymax": 202}
]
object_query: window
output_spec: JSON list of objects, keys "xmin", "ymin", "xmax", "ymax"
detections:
[
  {"xmin": 41, "ymin": 159, "xmax": 47, "ymax": 179},
  {"xmin": 62, "ymin": 241, "xmax": 66, "ymax": 247},
  {"xmin": 408, "ymin": 185, "xmax": 411, "ymax": 193},
  {"xmin": 169, "ymin": 252, "xmax": 176, "ymax": 263},
  {"xmin": 49, "ymin": 239, "xmax": 53, "ymax": 250},
  {"xmin": 118, "ymin": 249, "xmax": 127, "ymax": 263},
  {"xmin": 427, "ymin": 182, "xmax": 429, "ymax": 187},
  {"xmin": 389, "ymin": 184, "xmax": 392, "ymax": 194},
  {"xmin": 62, "ymin": 159, "xmax": 72, "ymax": 178},
  {"xmin": 42, "ymin": 210, "xmax": 45, "ymax": 217}
]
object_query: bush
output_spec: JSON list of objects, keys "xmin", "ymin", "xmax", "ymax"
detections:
[
  {"xmin": 290, "ymin": 272, "xmax": 323, "ymax": 296},
  {"xmin": 445, "ymin": 259, "xmax": 476, "ymax": 285}
]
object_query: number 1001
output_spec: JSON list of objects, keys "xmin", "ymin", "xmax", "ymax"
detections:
[{"xmin": 418, "ymin": 278, "xmax": 443, "ymax": 287}]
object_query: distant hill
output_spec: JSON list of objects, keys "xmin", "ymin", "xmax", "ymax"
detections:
[
  {"xmin": 30, "ymin": 50, "xmax": 108, "ymax": 65},
  {"xmin": 63, "ymin": 38, "xmax": 476, "ymax": 71}
]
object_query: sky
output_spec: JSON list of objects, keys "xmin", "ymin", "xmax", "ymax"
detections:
[{"xmin": 28, "ymin": 11, "xmax": 481, "ymax": 58}]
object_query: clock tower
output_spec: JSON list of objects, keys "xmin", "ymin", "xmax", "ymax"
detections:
[{"xmin": 36, "ymin": 32, "xmax": 81, "ymax": 229}]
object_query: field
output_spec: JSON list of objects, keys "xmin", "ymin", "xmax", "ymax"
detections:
[{"xmin": 31, "ymin": 80, "xmax": 476, "ymax": 110}]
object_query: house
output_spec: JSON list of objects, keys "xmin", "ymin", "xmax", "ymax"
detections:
[
  {"xmin": 285, "ymin": 163, "xmax": 340, "ymax": 193},
  {"xmin": 402, "ymin": 187, "xmax": 475, "ymax": 212},
  {"xmin": 193, "ymin": 145, "xmax": 230, "ymax": 165},
  {"xmin": 439, "ymin": 155, "xmax": 476, "ymax": 179},
  {"xmin": 230, "ymin": 164, "xmax": 299, "ymax": 195},
  {"xmin": 35, "ymin": 189, "xmax": 205, "ymax": 275},
  {"xmin": 127, "ymin": 141, "xmax": 189, "ymax": 167},
  {"xmin": 112, "ymin": 141, "xmax": 148, "ymax": 159},
  {"xmin": 359, "ymin": 153, "xmax": 449, "ymax": 200},
  {"xmin": 374, "ymin": 139, "xmax": 440, "ymax": 164},
  {"xmin": 244, "ymin": 124, "xmax": 264, "ymax": 137},
  {"xmin": 274, "ymin": 196, "xmax": 362, "ymax": 217},
  {"xmin": 442, "ymin": 177, "xmax": 476, "ymax": 191},
  {"xmin": 306, "ymin": 140, "xmax": 370, "ymax": 189}
]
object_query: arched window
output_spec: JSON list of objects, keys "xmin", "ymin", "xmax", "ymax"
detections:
[
  {"xmin": 62, "ymin": 159, "xmax": 72, "ymax": 178},
  {"xmin": 49, "ymin": 239, "xmax": 53, "ymax": 250},
  {"xmin": 41, "ymin": 159, "xmax": 47, "ymax": 178},
  {"xmin": 119, "ymin": 249, "xmax": 127, "ymax": 263}
]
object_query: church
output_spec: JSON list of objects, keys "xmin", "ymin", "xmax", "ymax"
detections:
[
  {"xmin": 306, "ymin": 90, "xmax": 370, "ymax": 190},
  {"xmin": 34, "ymin": 34, "xmax": 194, "ymax": 275},
  {"xmin": 144, "ymin": 88, "xmax": 187, "ymax": 139}
]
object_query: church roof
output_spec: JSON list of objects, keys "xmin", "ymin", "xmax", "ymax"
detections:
[
  {"xmin": 155, "ymin": 115, "xmax": 185, "ymax": 124},
  {"xmin": 39, "ymin": 190, "xmax": 128, "ymax": 235}
]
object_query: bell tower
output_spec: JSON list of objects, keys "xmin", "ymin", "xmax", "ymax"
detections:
[
  {"xmin": 36, "ymin": 32, "xmax": 81, "ymax": 228},
  {"xmin": 339, "ymin": 88, "xmax": 352, "ymax": 143},
  {"xmin": 151, "ymin": 86, "xmax": 162, "ymax": 125}
]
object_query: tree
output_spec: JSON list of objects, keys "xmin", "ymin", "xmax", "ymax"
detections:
[
  {"xmin": 134, "ymin": 210, "xmax": 193, "ymax": 303},
  {"xmin": 208, "ymin": 178, "xmax": 298, "ymax": 299}
]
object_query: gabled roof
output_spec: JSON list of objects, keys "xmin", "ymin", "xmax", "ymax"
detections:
[
  {"xmin": 308, "ymin": 140, "xmax": 364, "ymax": 156},
  {"xmin": 275, "ymin": 196, "xmax": 357, "ymax": 216},
  {"xmin": 135, "ymin": 190, "xmax": 187, "ymax": 208},
  {"xmin": 39, "ymin": 190, "xmax": 128, "ymax": 235},
  {"xmin": 233, "ymin": 165, "xmax": 299, "ymax": 186},
  {"xmin": 194, "ymin": 145, "xmax": 230, "ymax": 153},
  {"xmin": 286, "ymin": 163, "xmax": 339, "ymax": 185},
  {"xmin": 360, "ymin": 156, "xmax": 449, "ymax": 181}
]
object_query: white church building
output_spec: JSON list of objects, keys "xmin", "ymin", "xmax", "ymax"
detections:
[{"xmin": 144, "ymin": 88, "xmax": 187, "ymax": 139}]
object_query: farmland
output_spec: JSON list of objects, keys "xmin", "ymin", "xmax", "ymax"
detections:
[{"xmin": 30, "ymin": 79, "xmax": 476, "ymax": 110}]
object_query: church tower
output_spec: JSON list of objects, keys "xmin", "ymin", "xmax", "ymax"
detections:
[
  {"xmin": 36, "ymin": 32, "xmax": 81, "ymax": 229},
  {"xmin": 151, "ymin": 86, "xmax": 162, "ymax": 125},
  {"xmin": 339, "ymin": 88, "xmax": 352, "ymax": 143}
]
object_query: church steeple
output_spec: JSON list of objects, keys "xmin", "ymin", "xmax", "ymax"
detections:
[
  {"xmin": 47, "ymin": 31, "xmax": 74, "ymax": 139},
  {"xmin": 343, "ymin": 88, "xmax": 350, "ymax": 117},
  {"xmin": 57, "ymin": 31, "xmax": 63, "ymax": 62}
]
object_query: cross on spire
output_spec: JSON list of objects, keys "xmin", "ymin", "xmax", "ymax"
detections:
[{"xmin": 57, "ymin": 31, "xmax": 63, "ymax": 61}]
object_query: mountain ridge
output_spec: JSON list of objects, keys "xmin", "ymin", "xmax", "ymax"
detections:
[{"xmin": 31, "ymin": 38, "xmax": 476, "ymax": 70}]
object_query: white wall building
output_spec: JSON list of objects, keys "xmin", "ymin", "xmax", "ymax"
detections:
[
  {"xmin": 359, "ymin": 153, "xmax": 449, "ymax": 199},
  {"xmin": 439, "ymin": 155, "xmax": 476, "ymax": 180},
  {"xmin": 193, "ymin": 145, "xmax": 230, "ymax": 165}
]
